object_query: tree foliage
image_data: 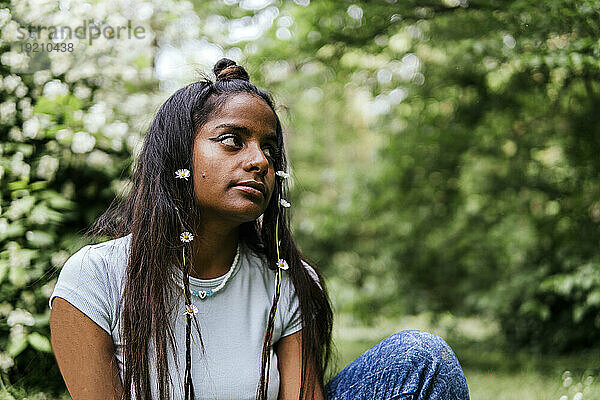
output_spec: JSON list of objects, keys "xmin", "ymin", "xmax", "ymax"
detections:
[
  {"xmin": 254, "ymin": 0, "xmax": 600, "ymax": 352},
  {"xmin": 1, "ymin": 1, "xmax": 599, "ymax": 394}
]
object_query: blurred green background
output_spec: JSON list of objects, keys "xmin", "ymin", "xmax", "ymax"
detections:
[{"xmin": 1, "ymin": 0, "xmax": 599, "ymax": 399}]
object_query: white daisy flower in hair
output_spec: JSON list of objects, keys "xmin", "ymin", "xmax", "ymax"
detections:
[
  {"xmin": 180, "ymin": 231, "xmax": 194, "ymax": 242},
  {"xmin": 183, "ymin": 304, "xmax": 198, "ymax": 316},
  {"xmin": 276, "ymin": 170, "xmax": 289, "ymax": 179},
  {"xmin": 175, "ymin": 169, "xmax": 190, "ymax": 180},
  {"xmin": 276, "ymin": 259, "xmax": 289, "ymax": 270},
  {"xmin": 280, "ymin": 199, "xmax": 291, "ymax": 208}
]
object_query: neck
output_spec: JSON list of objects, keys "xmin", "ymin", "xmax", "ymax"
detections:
[{"xmin": 188, "ymin": 219, "xmax": 240, "ymax": 280}]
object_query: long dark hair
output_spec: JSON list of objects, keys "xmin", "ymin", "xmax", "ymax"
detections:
[{"xmin": 84, "ymin": 58, "xmax": 334, "ymax": 399}]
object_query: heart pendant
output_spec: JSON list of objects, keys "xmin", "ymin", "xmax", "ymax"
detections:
[{"xmin": 198, "ymin": 290, "xmax": 207, "ymax": 299}]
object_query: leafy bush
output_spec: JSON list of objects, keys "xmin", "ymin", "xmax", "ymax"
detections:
[{"xmin": 0, "ymin": 0, "xmax": 161, "ymax": 392}]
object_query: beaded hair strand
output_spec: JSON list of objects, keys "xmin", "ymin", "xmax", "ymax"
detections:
[
  {"xmin": 258, "ymin": 171, "xmax": 290, "ymax": 399},
  {"xmin": 171, "ymin": 191, "xmax": 202, "ymax": 400},
  {"xmin": 182, "ymin": 243, "xmax": 195, "ymax": 400}
]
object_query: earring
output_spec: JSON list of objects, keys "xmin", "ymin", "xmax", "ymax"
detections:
[{"xmin": 202, "ymin": 172, "xmax": 206, "ymax": 178}]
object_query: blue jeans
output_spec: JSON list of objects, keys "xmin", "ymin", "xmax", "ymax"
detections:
[{"xmin": 325, "ymin": 330, "xmax": 470, "ymax": 400}]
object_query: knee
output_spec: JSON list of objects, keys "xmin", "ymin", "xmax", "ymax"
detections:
[{"xmin": 381, "ymin": 330, "xmax": 459, "ymax": 367}]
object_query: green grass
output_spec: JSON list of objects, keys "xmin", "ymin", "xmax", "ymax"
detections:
[
  {"xmin": 329, "ymin": 313, "xmax": 600, "ymax": 400},
  {"xmin": 466, "ymin": 369, "xmax": 599, "ymax": 400}
]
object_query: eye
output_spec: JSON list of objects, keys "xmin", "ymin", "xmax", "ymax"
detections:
[
  {"xmin": 263, "ymin": 146, "xmax": 276, "ymax": 160},
  {"xmin": 215, "ymin": 134, "xmax": 243, "ymax": 148}
]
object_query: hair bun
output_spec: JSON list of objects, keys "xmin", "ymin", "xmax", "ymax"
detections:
[{"xmin": 213, "ymin": 58, "xmax": 250, "ymax": 82}]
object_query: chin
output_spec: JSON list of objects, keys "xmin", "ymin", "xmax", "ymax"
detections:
[{"xmin": 228, "ymin": 207, "xmax": 267, "ymax": 225}]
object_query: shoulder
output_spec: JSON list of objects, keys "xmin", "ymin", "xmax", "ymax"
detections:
[
  {"xmin": 86, "ymin": 234, "xmax": 131, "ymax": 259},
  {"xmin": 49, "ymin": 235, "xmax": 131, "ymax": 334},
  {"xmin": 88, "ymin": 234, "xmax": 131, "ymax": 267},
  {"xmin": 57, "ymin": 235, "xmax": 131, "ymax": 291}
]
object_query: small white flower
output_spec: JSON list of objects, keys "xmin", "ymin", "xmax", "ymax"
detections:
[
  {"xmin": 180, "ymin": 231, "xmax": 194, "ymax": 242},
  {"xmin": 276, "ymin": 170, "xmax": 289, "ymax": 179},
  {"xmin": 276, "ymin": 259, "xmax": 289, "ymax": 270},
  {"xmin": 183, "ymin": 304, "xmax": 198, "ymax": 316},
  {"xmin": 175, "ymin": 169, "xmax": 190, "ymax": 180},
  {"xmin": 280, "ymin": 198, "xmax": 291, "ymax": 208}
]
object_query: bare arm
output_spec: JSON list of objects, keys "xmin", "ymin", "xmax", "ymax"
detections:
[
  {"xmin": 50, "ymin": 297, "xmax": 124, "ymax": 400},
  {"xmin": 275, "ymin": 330, "xmax": 326, "ymax": 400}
]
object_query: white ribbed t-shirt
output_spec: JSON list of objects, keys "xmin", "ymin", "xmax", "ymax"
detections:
[{"xmin": 49, "ymin": 234, "xmax": 311, "ymax": 399}]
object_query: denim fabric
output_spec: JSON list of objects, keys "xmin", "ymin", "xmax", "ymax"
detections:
[{"xmin": 325, "ymin": 330, "xmax": 470, "ymax": 400}]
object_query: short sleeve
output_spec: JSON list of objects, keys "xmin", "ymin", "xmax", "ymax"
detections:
[{"xmin": 48, "ymin": 245, "xmax": 114, "ymax": 336}]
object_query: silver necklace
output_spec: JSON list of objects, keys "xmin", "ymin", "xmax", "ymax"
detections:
[{"xmin": 172, "ymin": 244, "xmax": 241, "ymax": 300}]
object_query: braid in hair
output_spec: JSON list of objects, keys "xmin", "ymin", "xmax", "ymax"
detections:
[
  {"xmin": 173, "ymin": 204, "xmax": 202, "ymax": 400},
  {"xmin": 182, "ymin": 244, "xmax": 195, "ymax": 400},
  {"xmin": 257, "ymin": 250, "xmax": 283, "ymax": 399},
  {"xmin": 257, "ymin": 140, "xmax": 287, "ymax": 400}
]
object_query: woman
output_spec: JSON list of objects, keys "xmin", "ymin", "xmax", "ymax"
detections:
[{"xmin": 49, "ymin": 58, "xmax": 470, "ymax": 400}]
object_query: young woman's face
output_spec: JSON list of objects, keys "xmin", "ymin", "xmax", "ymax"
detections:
[{"xmin": 192, "ymin": 92, "xmax": 278, "ymax": 224}]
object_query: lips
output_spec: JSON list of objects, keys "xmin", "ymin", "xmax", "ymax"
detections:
[{"xmin": 232, "ymin": 180, "xmax": 266, "ymax": 197}]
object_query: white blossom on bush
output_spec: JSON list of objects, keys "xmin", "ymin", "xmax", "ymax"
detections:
[
  {"xmin": 9, "ymin": 324, "xmax": 26, "ymax": 341},
  {"xmin": 33, "ymin": 70, "xmax": 51, "ymax": 86},
  {"xmin": 87, "ymin": 150, "xmax": 112, "ymax": 169},
  {"xmin": 104, "ymin": 121, "xmax": 128, "ymax": 139},
  {"xmin": 1, "ymin": 20, "xmax": 20, "ymax": 42},
  {"xmin": 7, "ymin": 309, "xmax": 35, "ymax": 327},
  {"xmin": 14, "ymin": 84, "xmax": 27, "ymax": 98},
  {"xmin": 43, "ymin": 79, "xmax": 69, "ymax": 99},
  {"xmin": 0, "ymin": 352, "xmax": 14, "ymax": 372},
  {"xmin": 41, "ymin": 281, "xmax": 56, "ymax": 299},
  {"xmin": 10, "ymin": 155, "xmax": 30, "ymax": 179},
  {"xmin": 71, "ymin": 131, "xmax": 96, "ymax": 153},
  {"xmin": 83, "ymin": 103, "xmax": 107, "ymax": 133},
  {"xmin": 37, "ymin": 155, "xmax": 59, "ymax": 180},
  {"xmin": 22, "ymin": 116, "xmax": 40, "ymax": 139},
  {"xmin": 18, "ymin": 98, "xmax": 32, "ymax": 119},
  {"xmin": 3, "ymin": 75, "xmax": 21, "ymax": 92},
  {"xmin": 74, "ymin": 85, "xmax": 91, "ymax": 99},
  {"xmin": 1, "ymin": 51, "xmax": 29, "ymax": 71},
  {"xmin": 0, "ymin": 8, "xmax": 11, "ymax": 28},
  {"xmin": 0, "ymin": 100, "xmax": 16, "ymax": 123}
]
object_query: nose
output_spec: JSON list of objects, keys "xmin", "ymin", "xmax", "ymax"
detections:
[{"xmin": 244, "ymin": 142, "xmax": 269, "ymax": 176}]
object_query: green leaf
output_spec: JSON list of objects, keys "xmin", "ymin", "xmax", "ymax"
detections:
[
  {"xmin": 0, "ymin": 261, "xmax": 7, "ymax": 283},
  {"xmin": 27, "ymin": 332, "xmax": 52, "ymax": 353},
  {"xmin": 7, "ymin": 181, "xmax": 29, "ymax": 191},
  {"xmin": 586, "ymin": 290, "xmax": 600, "ymax": 307},
  {"xmin": 45, "ymin": 193, "xmax": 75, "ymax": 210},
  {"xmin": 25, "ymin": 230, "xmax": 54, "ymax": 247},
  {"xmin": 8, "ymin": 265, "xmax": 29, "ymax": 288},
  {"xmin": 7, "ymin": 334, "xmax": 28, "ymax": 357}
]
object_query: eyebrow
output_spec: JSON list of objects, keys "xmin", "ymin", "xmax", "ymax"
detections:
[{"xmin": 214, "ymin": 123, "xmax": 278, "ymax": 144}]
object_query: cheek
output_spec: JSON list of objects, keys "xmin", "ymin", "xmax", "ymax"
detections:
[
  {"xmin": 192, "ymin": 145, "xmax": 221, "ymax": 199},
  {"xmin": 193, "ymin": 142, "xmax": 226, "ymax": 180}
]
